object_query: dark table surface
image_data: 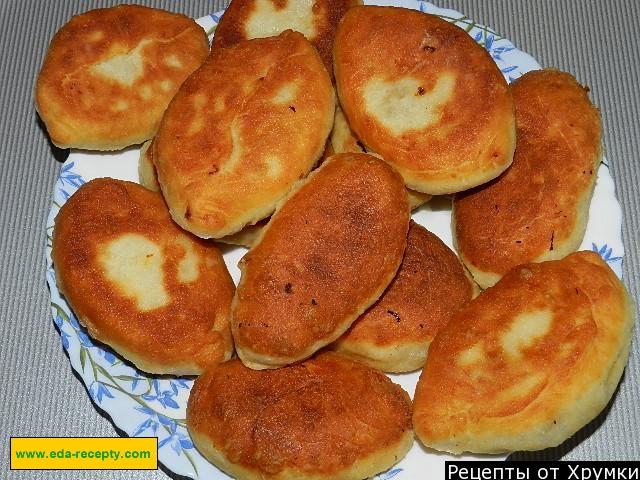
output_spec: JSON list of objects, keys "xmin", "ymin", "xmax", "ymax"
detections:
[{"xmin": 1, "ymin": 1, "xmax": 638, "ymax": 478}]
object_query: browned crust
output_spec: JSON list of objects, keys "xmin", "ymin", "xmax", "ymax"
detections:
[
  {"xmin": 331, "ymin": 105, "xmax": 432, "ymax": 209},
  {"xmin": 187, "ymin": 353, "xmax": 413, "ymax": 479},
  {"xmin": 334, "ymin": 6, "xmax": 515, "ymax": 194},
  {"xmin": 51, "ymin": 178, "xmax": 234, "ymax": 374},
  {"xmin": 413, "ymin": 251, "xmax": 635, "ymax": 453},
  {"xmin": 35, "ymin": 5, "xmax": 209, "ymax": 150},
  {"xmin": 212, "ymin": 0, "xmax": 362, "ymax": 78},
  {"xmin": 453, "ymin": 69, "xmax": 602, "ymax": 288},
  {"xmin": 232, "ymin": 153, "xmax": 410, "ymax": 369},
  {"xmin": 155, "ymin": 30, "xmax": 335, "ymax": 239},
  {"xmin": 332, "ymin": 221, "xmax": 475, "ymax": 372}
]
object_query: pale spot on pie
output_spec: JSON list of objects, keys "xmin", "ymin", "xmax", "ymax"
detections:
[
  {"xmin": 160, "ymin": 80, "xmax": 173, "ymax": 92},
  {"xmin": 87, "ymin": 30, "xmax": 104, "ymax": 42},
  {"xmin": 219, "ymin": 120, "xmax": 243, "ymax": 175},
  {"xmin": 244, "ymin": 0, "xmax": 317, "ymax": 40},
  {"xmin": 193, "ymin": 93, "xmax": 208, "ymax": 109},
  {"xmin": 362, "ymin": 73, "xmax": 456, "ymax": 136},
  {"xmin": 457, "ymin": 342, "xmax": 485, "ymax": 367},
  {"xmin": 264, "ymin": 155, "xmax": 283, "ymax": 178},
  {"xmin": 112, "ymin": 100, "xmax": 129, "ymax": 112},
  {"xmin": 91, "ymin": 42, "xmax": 148, "ymax": 87},
  {"xmin": 186, "ymin": 116, "xmax": 205, "ymax": 136},
  {"xmin": 241, "ymin": 81, "xmax": 254, "ymax": 95},
  {"xmin": 164, "ymin": 54, "xmax": 183, "ymax": 69},
  {"xmin": 186, "ymin": 95, "xmax": 208, "ymax": 134},
  {"xmin": 271, "ymin": 82, "xmax": 298, "ymax": 105},
  {"xmin": 501, "ymin": 310, "xmax": 552, "ymax": 358},
  {"xmin": 139, "ymin": 85, "xmax": 152, "ymax": 100},
  {"xmin": 213, "ymin": 97, "xmax": 225, "ymax": 113},
  {"xmin": 174, "ymin": 236, "xmax": 200, "ymax": 283},
  {"xmin": 558, "ymin": 341, "xmax": 577, "ymax": 359},
  {"xmin": 495, "ymin": 373, "xmax": 545, "ymax": 404},
  {"xmin": 98, "ymin": 234, "xmax": 169, "ymax": 311}
]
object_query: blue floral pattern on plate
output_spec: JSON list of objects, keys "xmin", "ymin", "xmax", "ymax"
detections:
[
  {"xmin": 46, "ymin": 166, "xmax": 205, "ymax": 475},
  {"xmin": 592, "ymin": 243, "xmax": 623, "ymax": 264},
  {"xmin": 419, "ymin": 0, "xmax": 522, "ymax": 82},
  {"xmin": 44, "ymin": 2, "xmax": 624, "ymax": 479},
  {"xmin": 375, "ymin": 467, "xmax": 404, "ymax": 479}
]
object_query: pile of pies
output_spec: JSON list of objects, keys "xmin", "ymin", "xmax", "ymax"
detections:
[{"xmin": 39, "ymin": 2, "xmax": 635, "ymax": 479}]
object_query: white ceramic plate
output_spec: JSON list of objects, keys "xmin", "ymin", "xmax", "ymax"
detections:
[{"xmin": 45, "ymin": 2, "xmax": 625, "ymax": 479}]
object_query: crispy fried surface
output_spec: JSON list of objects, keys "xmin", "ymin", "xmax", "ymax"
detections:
[
  {"xmin": 232, "ymin": 153, "xmax": 410, "ymax": 369},
  {"xmin": 453, "ymin": 69, "xmax": 602, "ymax": 288},
  {"xmin": 212, "ymin": 0, "xmax": 361, "ymax": 78},
  {"xmin": 187, "ymin": 353, "xmax": 413, "ymax": 480},
  {"xmin": 330, "ymin": 105, "xmax": 432, "ymax": 209},
  {"xmin": 35, "ymin": 5, "xmax": 209, "ymax": 150},
  {"xmin": 52, "ymin": 178, "xmax": 234, "ymax": 374},
  {"xmin": 155, "ymin": 30, "xmax": 335, "ymax": 239},
  {"xmin": 413, "ymin": 251, "xmax": 635, "ymax": 454},
  {"xmin": 332, "ymin": 221, "xmax": 475, "ymax": 372},
  {"xmin": 334, "ymin": 6, "xmax": 515, "ymax": 194}
]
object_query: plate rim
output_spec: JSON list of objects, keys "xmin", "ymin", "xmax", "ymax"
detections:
[{"xmin": 44, "ymin": 1, "xmax": 625, "ymax": 478}]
